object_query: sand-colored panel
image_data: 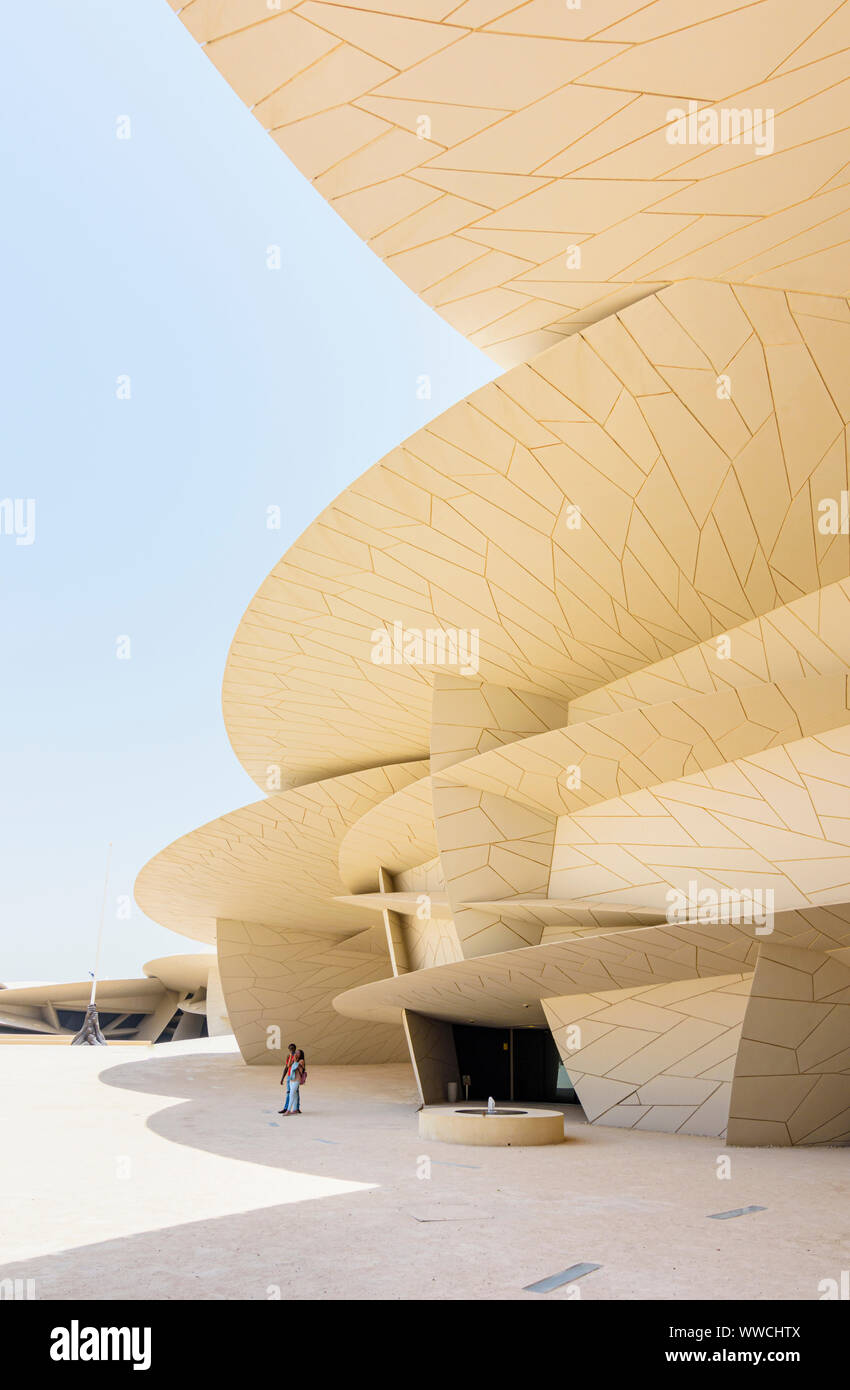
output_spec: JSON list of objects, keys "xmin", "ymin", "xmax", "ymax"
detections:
[
  {"xmin": 402, "ymin": 1009, "xmax": 461, "ymax": 1104},
  {"xmin": 219, "ymin": 284, "xmax": 850, "ymax": 790},
  {"xmin": 217, "ymin": 918, "xmax": 408, "ymax": 1067},
  {"xmin": 728, "ymin": 943, "xmax": 850, "ymax": 1145},
  {"xmin": 170, "ymin": 4, "xmax": 850, "ymax": 364}
]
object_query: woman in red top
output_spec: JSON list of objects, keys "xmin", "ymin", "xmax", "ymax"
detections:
[
  {"xmin": 278, "ymin": 1043, "xmax": 297, "ymax": 1114},
  {"xmin": 284, "ymin": 1050, "xmax": 306, "ymax": 1115}
]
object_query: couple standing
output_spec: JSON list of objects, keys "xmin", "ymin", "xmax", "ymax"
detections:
[{"xmin": 279, "ymin": 1043, "xmax": 307, "ymax": 1115}]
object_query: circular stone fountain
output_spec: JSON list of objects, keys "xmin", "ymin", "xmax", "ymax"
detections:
[{"xmin": 419, "ymin": 1102, "xmax": 565, "ymax": 1147}]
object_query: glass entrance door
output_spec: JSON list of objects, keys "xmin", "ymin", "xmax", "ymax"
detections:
[{"xmin": 452, "ymin": 1024, "xmax": 577, "ymax": 1104}]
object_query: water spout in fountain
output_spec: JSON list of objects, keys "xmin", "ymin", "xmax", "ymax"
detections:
[{"xmin": 487, "ymin": 1096, "xmax": 495, "ymax": 1114}]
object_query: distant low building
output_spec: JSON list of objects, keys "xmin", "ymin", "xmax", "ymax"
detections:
[{"xmin": 0, "ymin": 955, "xmax": 230, "ymax": 1043}]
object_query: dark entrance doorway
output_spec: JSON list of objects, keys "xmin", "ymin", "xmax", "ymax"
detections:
[
  {"xmin": 452, "ymin": 1024, "xmax": 577, "ymax": 1104},
  {"xmin": 452, "ymin": 1024, "xmax": 511, "ymax": 1100}
]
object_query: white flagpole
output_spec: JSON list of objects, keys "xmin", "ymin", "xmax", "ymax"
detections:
[{"xmin": 89, "ymin": 842, "xmax": 113, "ymax": 1008}]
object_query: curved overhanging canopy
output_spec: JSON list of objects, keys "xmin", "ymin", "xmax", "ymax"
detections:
[
  {"xmin": 333, "ymin": 903, "xmax": 850, "ymax": 1027},
  {"xmin": 337, "ymin": 773, "xmax": 437, "ymax": 892},
  {"xmin": 134, "ymin": 761, "xmax": 428, "ymax": 942},
  {"xmin": 143, "ymin": 954, "xmax": 217, "ymax": 993},
  {"xmin": 222, "ymin": 280, "xmax": 850, "ymax": 789},
  {"xmin": 172, "ymin": 0, "xmax": 850, "ymax": 366},
  {"xmin": 0, "ymin": 978, "xmax": 163, "ymax": 1011}
]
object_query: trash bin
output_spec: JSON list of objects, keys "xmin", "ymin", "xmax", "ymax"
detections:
[{"xmin": 447, "ymin": 1081, "xmax": 458, "ymax": 1103}]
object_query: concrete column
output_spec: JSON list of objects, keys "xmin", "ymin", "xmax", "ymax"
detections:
[
  {"xmin": 402, "ymin": 1009, "xmax": 461, "ymax": 1105},
  {"xmin": 378, "ymin": 865, "xmax": 410, "ymax": 975},
  {"xmin": 136, "ymin": 989, "xmax": 180, "ymax": 1042},
  {"xmin": 204, "ymin": 964, "xmax": 231, "ymax": 1037},
  {"xmin": 172, "ymin": 1010, "xmax": 205, "ymax": 1041}
]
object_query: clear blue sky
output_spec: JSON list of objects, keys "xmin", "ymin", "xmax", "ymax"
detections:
[{"xmin": 0, "ymin": 1, "xmax": 495, "ymax": 982}]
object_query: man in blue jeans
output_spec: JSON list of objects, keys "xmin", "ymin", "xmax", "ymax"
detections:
[{"xmin": 278, "ymin": 1043, "xmax": 297, "ymax": 1113}]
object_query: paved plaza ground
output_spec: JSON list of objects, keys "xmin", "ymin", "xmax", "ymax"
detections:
[{"xmin": 0, "ymin": 1038, "xmax": 846, "ymax": 1300}]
